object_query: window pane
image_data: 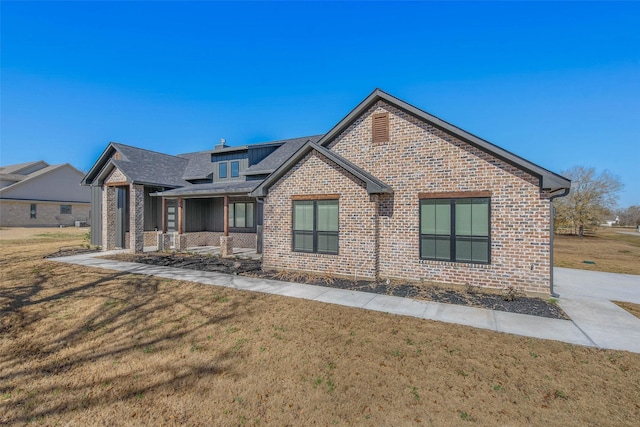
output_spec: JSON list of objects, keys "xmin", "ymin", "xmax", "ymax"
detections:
[
  {"xmin": 317, "ymin": 200, "xmax": 338, "ymax": 232},
  {"xmin": 420, "ymin": 202, "xmax": 435, "ymax": 234},
  {"xmin": 219, "ymin": 162, "xmax": 227, "ymax": 178},
  {"xmin": 472, "ymin": 239, "xmax": 489, "ymax": 263},
  {"xmin": 293, "ymin": 201, "xmax": 313, "ymax": 231},
  {"xmin": 246, "ymin": 203, "xmax": 254, "ymax": 228},
  {"xmin": 229, "ymin": 203, "xmax": 234, "ymax": 227},
  {"xmin": 435, "ymin": 237, "xmax": 450, "ymax": 260},
  {"xmin": 317, "ymin": 233, "xmax": 338, "ymax": 254},
  {"xmin": 434, "ymin": 201, "xmax": 451, "ymax": 235},
  {"xmin": 231, "ymin": 161, "xmax": 239, "ymax": 177},
  {"xmin": 293, "ymin": 232, "xmax": 313, "ymax": 252},
  {"xmin": 421, "ymin": 236, "xmax": 435, "ymax": 259},
  {"xmin": 455, "ymin": 200, "xmax": 472, "ymax": 235},
  {"xmin": 471, "ymin": 199, "xmax": 489, "ymax": 236},
  {"xmin": 236, "ymin": 203, "xmax": 246, "ymax": 228},
  {"xmin": 456, "ymin": 238, "xmax": 472, "ymax": 262},
  {"xmin": 30, "ymin": 204, "xmax": 36, "ymax": 219}
]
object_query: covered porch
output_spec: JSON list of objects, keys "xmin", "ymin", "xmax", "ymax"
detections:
[{"xmin": 151, "ymin": 182, "xmax": 262, "ymax": 256}]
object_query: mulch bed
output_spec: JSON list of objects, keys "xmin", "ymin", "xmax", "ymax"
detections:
[{"xmin": 102, "ymin": 252, "xmax": 568, "ymax": 320}]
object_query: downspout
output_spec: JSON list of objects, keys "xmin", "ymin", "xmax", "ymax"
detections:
[{"xmin": 549, "ymin": 188, "xmax": 570, "ymax": 298}]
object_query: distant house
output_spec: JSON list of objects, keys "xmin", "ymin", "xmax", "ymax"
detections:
[
  {"xmin": 0, "ymin": 161, "xmax": 90, "ymax": 227},
  {"xmin": 83, "ymin": 89, "xmax": 571, "ymax": 293}
]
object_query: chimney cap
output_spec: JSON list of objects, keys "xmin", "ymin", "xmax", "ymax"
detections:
[{"xmin": 215, "ymin": 138, "xmax": 228, "ymax": 150}]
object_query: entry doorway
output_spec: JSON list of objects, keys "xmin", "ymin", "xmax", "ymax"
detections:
[{"xmin": 115, "ymin": 186, "xmax": 129, "ymax": 248}]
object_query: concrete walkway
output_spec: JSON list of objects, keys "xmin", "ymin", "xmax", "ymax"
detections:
[{"xmin": 49, "ymin": 252, "xmax": 640, "ymax": 353}]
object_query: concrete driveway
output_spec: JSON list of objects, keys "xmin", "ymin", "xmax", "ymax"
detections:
[{"xmin": 554, "ymin": 267, "xmax": 640, "ymax": 353}]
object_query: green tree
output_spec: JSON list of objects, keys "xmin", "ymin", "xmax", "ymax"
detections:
[{"xmin": 554, "ymin": 166, "xmax": 623, "ymax": 236}]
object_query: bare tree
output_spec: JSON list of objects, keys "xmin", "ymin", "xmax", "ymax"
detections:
[
  {"xmin": 554, "ymin": 166, "xmax": 623, "ymax": 236},
  {"xmin": 617, "ymin": 205, "xmax": 640, "ymax": 227}
]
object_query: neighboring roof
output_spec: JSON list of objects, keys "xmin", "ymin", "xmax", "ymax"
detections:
[
  {"xmin": 82, "ymin": 142, "xmax": 189, "ymax": 188},
  {"xmin": 243, "ymin": 134, "xmax": 324, "ymax": 176},
  {"xmin": 0, "ymin": 173, "xmax": 26, "ymax": 182},
  {"xmin": 251, "ymin": 141, "xmax": 393, "ymax": 197},
  {"xmin": 317, "ymin": 88, "xmax": 571, "ymax": 191},
  {"xmin": 0, "ymin": 160, "xmax": 49, "ymax": 175},
  {"xmin": 154, "ymin": 181, "xmax": 259, "ymax": 198},
  {"xmin": 0, "ymin": 163, "xmax": 86, "ymax": 198},
  {"xmin": 177, "ymin": 151, "xmax": 214, "ymax": 181}
]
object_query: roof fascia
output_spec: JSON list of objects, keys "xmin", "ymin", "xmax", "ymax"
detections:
[{"xmin": 82, "ymin": 143, "xmax": 119, "ymax": 185}]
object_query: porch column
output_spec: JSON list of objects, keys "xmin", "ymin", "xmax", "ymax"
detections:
[
  {"xmin": 102, "ymin": 186, "xmax": 116, "ymax": 250},
  {"xmin": 178, "ymin": 198, "xmax": 184, "ymax": 234},
  {"xmin": 223, "ymin": 195, "xmax": 229, "ymax": 236},
  {"xmin": 221, "ymin": 195, "xmax": 233, "ymax": 256},
  {"xmin": 129, "ymin": 184, "xmax": 144, "ymax": 253}
]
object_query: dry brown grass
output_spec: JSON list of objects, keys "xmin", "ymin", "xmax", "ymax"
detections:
[
  {"xmin": 2, "ymin": 228, "xmax": 640, "ymax": 425},
  {"xmin": 554, "ymin": 228, "xmax": 640, "ymax": 275},
  {"xmin": 614, "ymin": 301, "xmax": 640, "ymax": 320}
]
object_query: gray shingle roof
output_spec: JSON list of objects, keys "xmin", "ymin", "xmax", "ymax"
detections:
[
  {"xmin": 251, "ymin": 141, "xmax": 392, "ymax": 197},
  {"xmin": 109, "ymin": 143, "xmax": 190, "ymax": 187},
  {"xmin": 177, "ymin": 151, "xmax": 214, "ymax": 181},
  {"xmin": 0, "ymin": 161, "xmax": 49, "ymax": 175},
  {"xmin": 154, "ymin": 181, "xmax": 259, "ymax": 197},
  {"xmin": 243, "ymin": 135, "xmax": 324, "ymax": 176}
]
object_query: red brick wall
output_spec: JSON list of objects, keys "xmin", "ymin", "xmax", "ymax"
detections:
[
  {"xmin": 264, "ymin": 100, "xmax": 552, "ymax": 293},
  {"xmin": 263, "ymin": 151, "xmax": 378, "ymax": 279}
]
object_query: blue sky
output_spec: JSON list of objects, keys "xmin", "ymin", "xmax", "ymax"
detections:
[{"xmin": 1, "ymin": 1, "xmax": 638, "ymax": 207}]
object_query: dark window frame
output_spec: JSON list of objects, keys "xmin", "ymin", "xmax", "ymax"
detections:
[
  {"xmin": 230, "ymin": 161, "xmax": 240, "ymax": 177},
  {"xmin": 60, "ymin": 204, "xmax": 72, "ymax": 215},
  {"xmin": 219, "ymin": 162, "xmax": 228, "ymax": 179},
  {"xmin": 30, "ymin": 203, "xmax": 37, "ymax": 219},
  {"xmin": 229, "ymin": 202, "xmax": 254, "ymax": 229},
  {"xmin": 419, "ymin": 197, "xmax": 491, "ymax": 264},
  {"xmin": 292, "ymin": 199, "xmax": 339, "ymax": 255}
]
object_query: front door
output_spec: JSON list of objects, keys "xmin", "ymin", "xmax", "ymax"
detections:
[
  {"xmin": 166, "ymin": 199, "xmax": 178, "ymax": 232},
  {"xmin": 115, "ymin": 186, "xmax": 129, "ymax": 248}
]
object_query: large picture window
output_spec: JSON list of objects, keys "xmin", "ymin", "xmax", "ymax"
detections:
[
  {"xmin": 293, "ymin": 199, "xmax": 338, "ymax": 254},
  {"xmin": 229, "ymin": 202, "xmax": 254, "ymax": 228},
  {"xmin": 420, "ymin": 198, "xmax": 490, "ymax": 264}
]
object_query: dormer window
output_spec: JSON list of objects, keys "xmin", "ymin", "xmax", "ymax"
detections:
[
  {"xmin": 219, "ymin": 162, "xmax": 227, "ymax": 179},
  {"xmin": 231, "ymin": 161, "xmax": 239, "ymax": 178},
  {"xmin": 372, "ymin": 112, "xmax": 389, "ymax": 143}
]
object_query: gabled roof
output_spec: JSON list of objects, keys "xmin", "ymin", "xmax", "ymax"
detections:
[
  {"xmin": 244, "ymin": 134, "xmax": 324, "ymax": 176},
  {"xmin": 0, "ymin": 160, "xmax": 49, "ymax": 175},
  {"xmin": 251, "ymin": 141, "xmax": 392, "ymax": 197},
  {"xmin": 317, "ymin": 88, "xmax": 571, "ymax": 191},
  {"xmin": 0, "ymin": 163, "xmax": 85, "ymax": 196},
  {"xmin": 82, "ymin": 142, "xmax": 189, "ymax": 188}
]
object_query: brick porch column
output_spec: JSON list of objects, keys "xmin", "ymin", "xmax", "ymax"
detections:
[
  {"xmin": 129, "ymin": 184, "xmax": 144, "ymax": 253},
  {"xmin": 102, "ymin": 186, "xmax": 116, "ymax": 250}
]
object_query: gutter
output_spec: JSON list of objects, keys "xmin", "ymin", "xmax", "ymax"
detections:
[{"xmin": 549, "ymin": 187, "xmax": 571, "ymax": 298}]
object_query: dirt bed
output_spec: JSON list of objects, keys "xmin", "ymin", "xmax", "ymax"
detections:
[{"xmin": 105, "ymin": 252, "xmax": 568, "ymax": 320}]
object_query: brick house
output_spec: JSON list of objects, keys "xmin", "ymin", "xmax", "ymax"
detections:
[
  {"xmin": 0, "ymin": 161, "xmax": 90, "ymax": 227},
  {"xmin": 251, "ymin": 90, "xmax": 570, "ymax": 294},
  {"xmin": 83, "ymin": 89, "xmax": 570, "ymax": 293}
]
